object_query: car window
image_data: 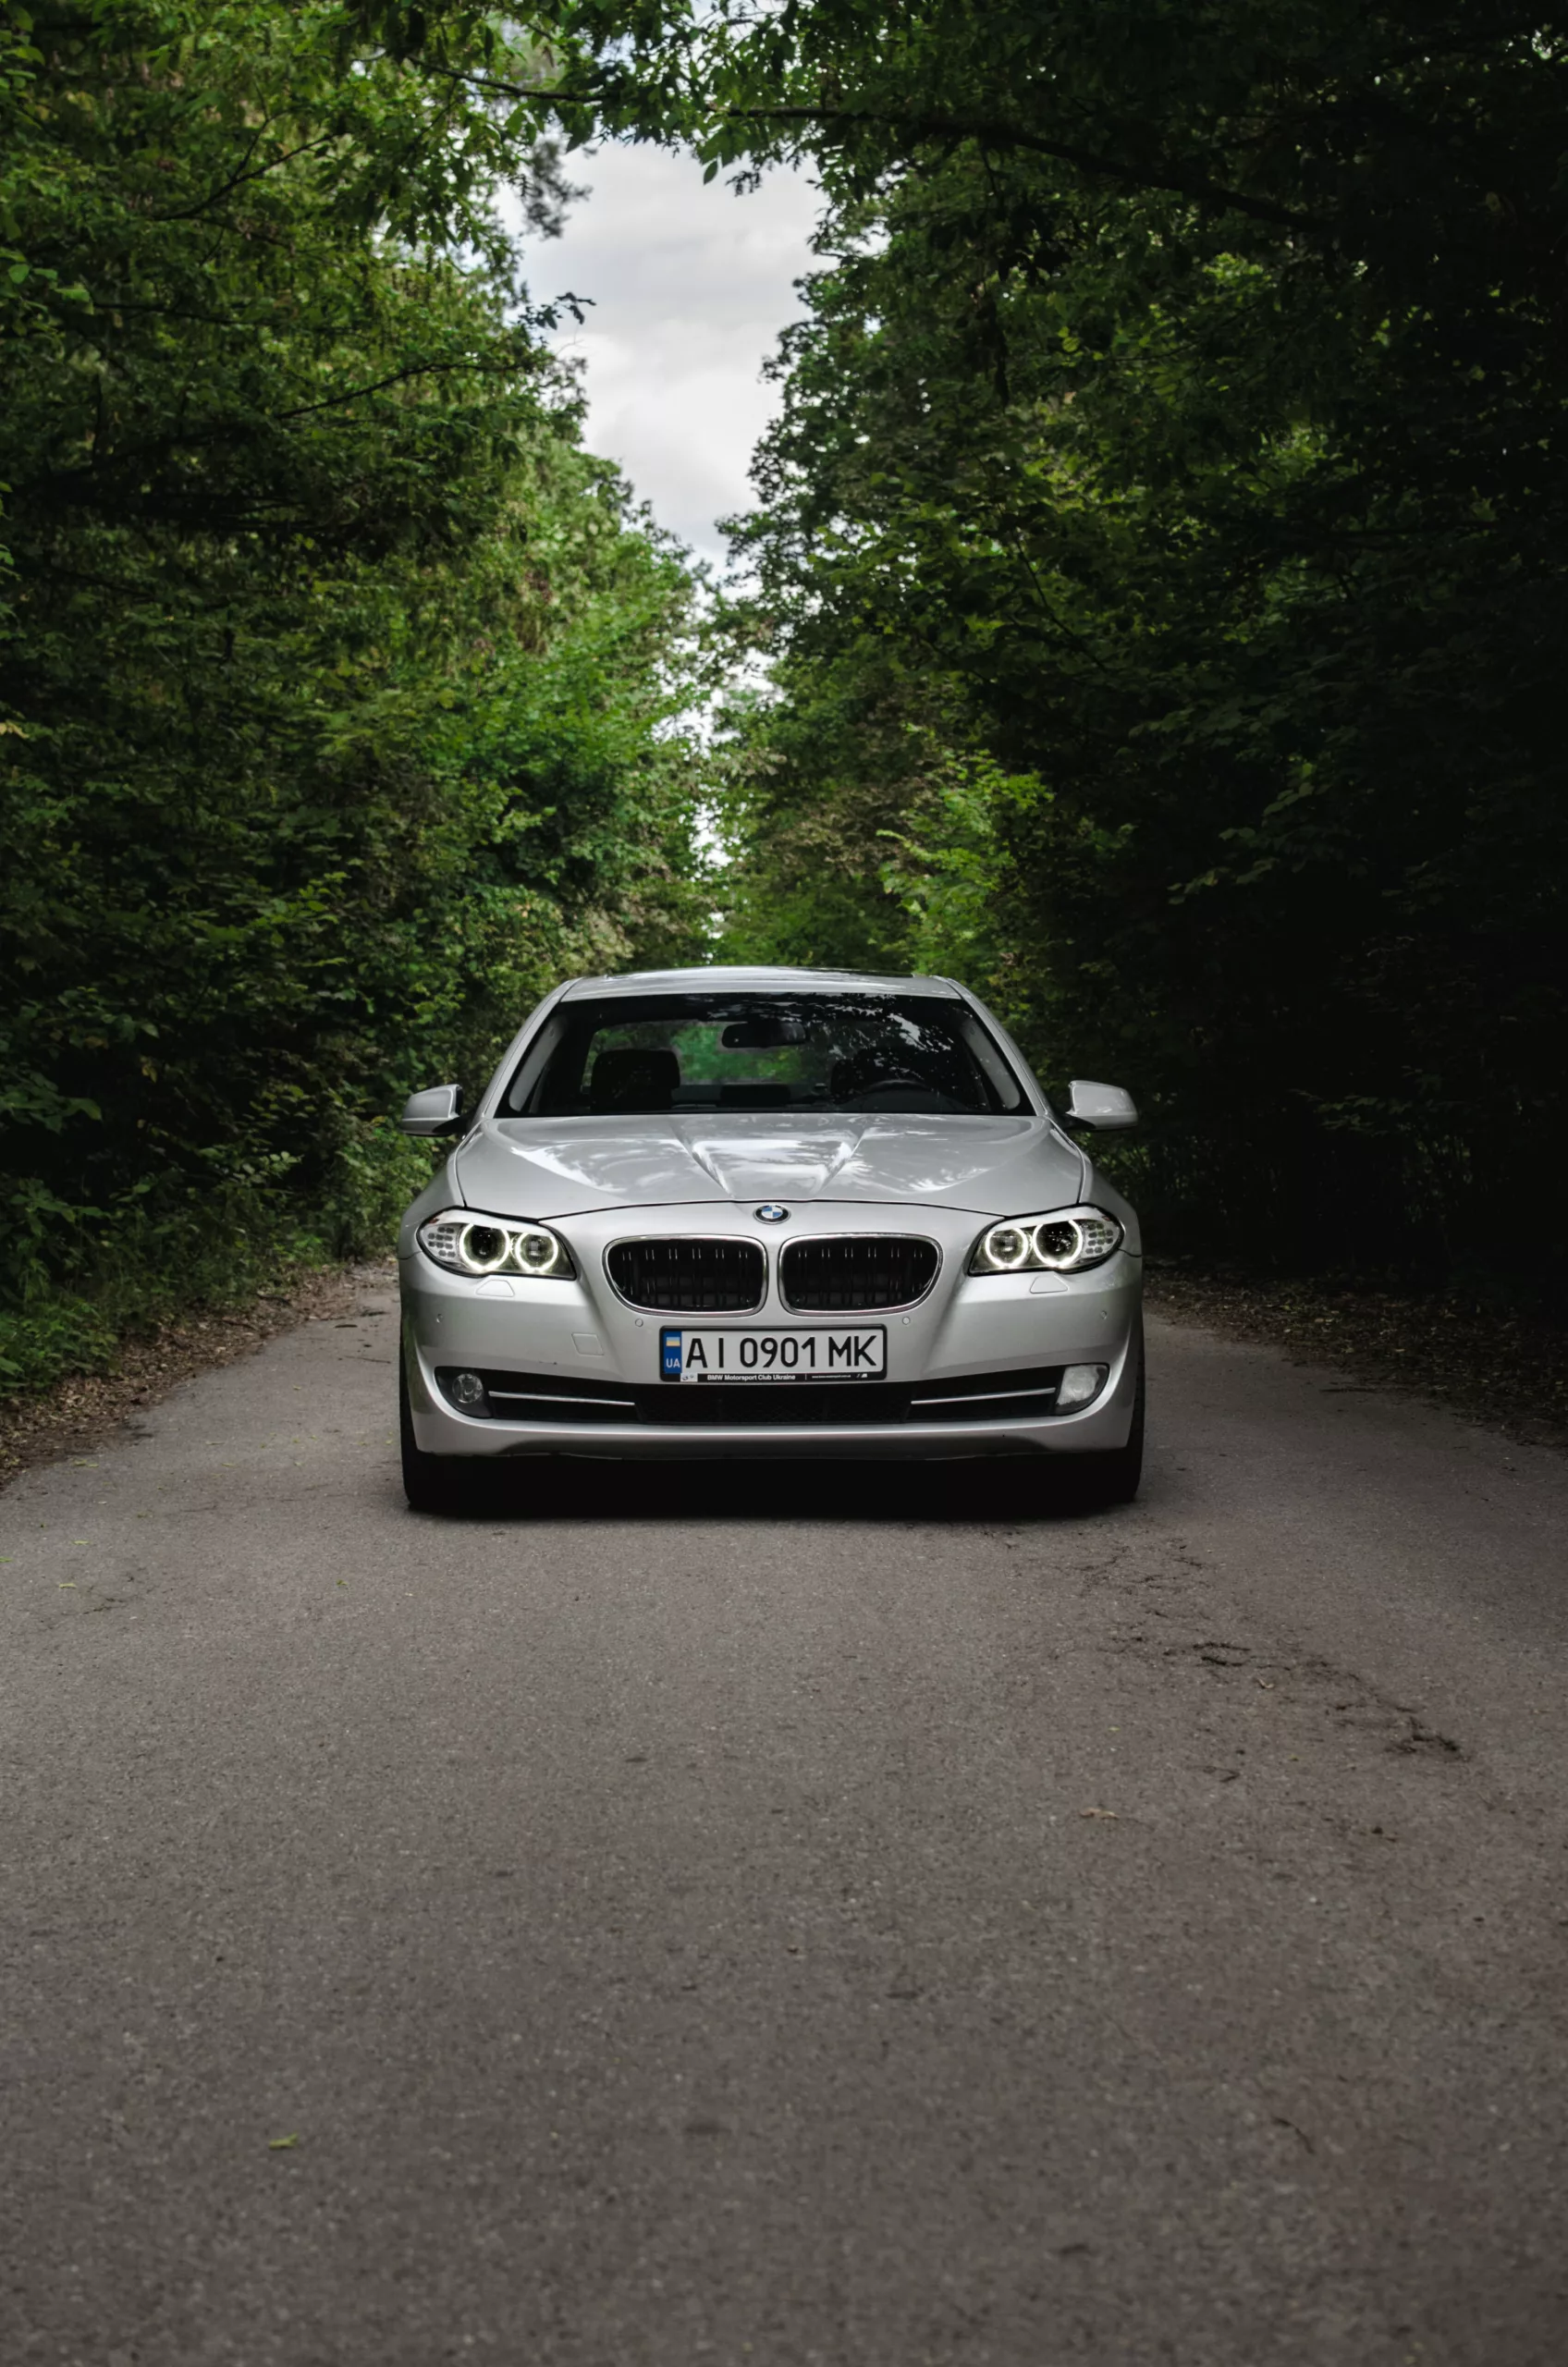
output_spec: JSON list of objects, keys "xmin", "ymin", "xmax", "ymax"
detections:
[{"xmin": 504, "ymin": 993, "xmax": 1029, "ymax": 1118}]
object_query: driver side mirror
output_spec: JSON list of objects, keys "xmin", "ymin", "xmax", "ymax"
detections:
[
  {"xmin": 400, "ymin": 1083, "xmax": 465, "ymax": 1137},
  {"xmin": 1064, "ymin": 1079, "xmax": 1138, "ymax": 1131}
]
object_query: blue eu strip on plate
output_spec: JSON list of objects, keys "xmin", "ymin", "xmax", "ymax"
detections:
[{"xmin": 660, "ymin": 1329, "xmax": 683, "ymax": 1380}]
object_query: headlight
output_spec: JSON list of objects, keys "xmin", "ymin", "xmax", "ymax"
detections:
[
  {"xmin": 417, "ymin": 1208, "xmax": 576, "ymax": 1280},
  {"xmin": 968, "ymin": 1206, "xmax": 1123, "ymax": 1275}
]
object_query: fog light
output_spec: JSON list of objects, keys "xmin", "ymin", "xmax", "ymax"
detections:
[
  {"xmin": 1058, "ymin": 1363, "xmax": 1109, "ymax": 1412},
  {"xmin": 450, "ymin": 1370, "xmax": 486, "ymax": 1410}
]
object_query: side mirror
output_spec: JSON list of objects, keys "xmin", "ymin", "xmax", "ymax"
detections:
[
  {"xmin": 400, "ymin": 1083, "xmax": 465, "ymax": 1137},
  {"xmin": 1064, "ymin": 1079, "xmax": 1139, "ymax": 1132}
]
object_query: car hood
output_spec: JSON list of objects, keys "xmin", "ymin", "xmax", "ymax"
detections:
[{"xmin": 452, "ymin": 1112, "xmax": 1086, "ymax": 1220}]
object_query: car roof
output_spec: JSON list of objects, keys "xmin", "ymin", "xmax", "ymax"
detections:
[{"xmin": 559, "ymin": 965, "xmax": 962, "ymax": 1001}]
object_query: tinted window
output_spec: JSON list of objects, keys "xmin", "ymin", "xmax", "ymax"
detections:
[{"xmin": 506, "ymin": 994, "xmax": 1028, "ymax": 1118}]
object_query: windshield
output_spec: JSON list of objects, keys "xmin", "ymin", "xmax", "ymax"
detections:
[{"xmin": 504, "ymin": 993, "xmax": 1029, "ymax": 1119}]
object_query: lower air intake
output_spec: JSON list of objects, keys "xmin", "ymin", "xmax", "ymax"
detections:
[
  {"xmin": 435, "ymin": 1367, "xmax": 637, "ymax": 1424},
  {"xmin": 441, "ymin": 1363, "xmax": 1068, "ymax": 1430},
  {"xmin": 908, "ymin": 1365, "xmax": 1064, "ymax": 1421}
]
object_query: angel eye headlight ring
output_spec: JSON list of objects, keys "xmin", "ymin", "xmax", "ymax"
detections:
[
  {"xmin": 417, "ymin": 1210, "xmax": 576, "ymax": 1280},
  {"xmin": 513, "ymin": 1229, "xmax": 563, "ymax": 1275},
  {"xmin": 968, "ymin": 1207, "xmax": 1123, "ymax": 1275},
  {"xmin": 459, "ymin": 1222, "xmax": 511, "ymax": 1275}
]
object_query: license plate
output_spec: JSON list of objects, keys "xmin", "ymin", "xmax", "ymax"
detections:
[{"xmin": 659, "ymin": 1325, "xmax": 887, "ymax": 1383}]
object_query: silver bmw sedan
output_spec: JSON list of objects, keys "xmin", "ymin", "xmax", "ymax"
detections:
[{"xmin": 396, "ymin": 966, "xmax": 1144, "ymax": 1511}]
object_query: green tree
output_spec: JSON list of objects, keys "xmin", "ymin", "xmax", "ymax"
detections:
[
  {"xmin": 376, "ymin": 0, "xmax": 1566, "ymax": 1289},
  {"xmin": 0, "ymin": 2, "xmax": 705, "ymax": 1387}
]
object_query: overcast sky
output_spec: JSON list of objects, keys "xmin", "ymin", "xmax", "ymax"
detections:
[{"xmin": 515, "ymin": 143, "xmax": 822, "ymax": 570}]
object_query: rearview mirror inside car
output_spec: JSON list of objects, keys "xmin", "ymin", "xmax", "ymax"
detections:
[
  {"xmin": 400, "ymin": 1083, "xmax": 464, "ymax": 1137},
  {"xmin": 721, "ymin": 1018, "xmax": 808, "ymax": 1049},
  {"xmin": 1064, "ymin": 1079, "xmax": 1139, "ymax": 1131}
]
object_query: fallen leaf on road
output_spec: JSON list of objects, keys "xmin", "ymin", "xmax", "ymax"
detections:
[
  {"xmin": 1080, "ymin": 1808, "xmax": 1119, "ymax": 1820},
  {"xmin": 268, "ymin": 2134, "xmax": 299, "ymax": 2151}
]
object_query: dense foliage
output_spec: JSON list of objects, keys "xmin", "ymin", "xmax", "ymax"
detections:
[
  {"xmin": 7, "ymin": 0, "xmax": 1564, "ymax": 1396},
  {"xmin": 374, "ymin": 0, "xmax": 1567, "ymax": 1294},
  {"xmin": 699, "ymin": 3, "xmax": 1568, "ymax": 1292},
  {"xmin": 0, "ymin": 3, "xmax": 704, "ymax": 1386}
]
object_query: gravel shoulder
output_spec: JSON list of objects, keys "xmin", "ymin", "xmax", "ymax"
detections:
[
  {"xmin": 1146, "ymin": 1264, "xmax": 1568, "ymax": 1453},
  {"xmin": 0, "ymin": 1260, "xmax": 396, "ymax": 1492}
]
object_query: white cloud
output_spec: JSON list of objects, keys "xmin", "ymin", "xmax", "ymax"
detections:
[{"xmin": 514, "ymin": 144, "xmax": 821, "ymax": 568}]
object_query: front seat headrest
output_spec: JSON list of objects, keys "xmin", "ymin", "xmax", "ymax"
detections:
[{"xmin": 589, "ymin": 1047, "xmax": 681, "ymax": 1112}]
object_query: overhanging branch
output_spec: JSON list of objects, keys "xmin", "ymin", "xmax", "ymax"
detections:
[{"xmin": 732, "ymin": 105, "xmax": 1329, "ymax": 238}]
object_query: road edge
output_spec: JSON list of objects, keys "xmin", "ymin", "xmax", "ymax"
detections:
[
  {"xmin": 0, "ymin": 1259, "xmax": 398, "ymax": 1493},
  {"xmin": 1145, "ymin": 1264, "xmax": 1566, "ymax": 1454}
]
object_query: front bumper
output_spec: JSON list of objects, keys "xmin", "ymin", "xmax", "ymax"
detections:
[{"xmin": 400, "ymin": 1205, "xmax": 1142, "ymax": 1462}]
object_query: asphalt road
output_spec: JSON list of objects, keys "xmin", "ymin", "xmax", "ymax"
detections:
[{"xmin": 4, "ymin": 1287, "xmax": 1568, "ymax": 2367}]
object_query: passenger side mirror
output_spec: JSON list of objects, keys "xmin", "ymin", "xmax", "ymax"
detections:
[
  {"xmin": 400, "ymin": 1083, "xmax": 465, "ymax": 1137},
  {"xmin": 1064, "ymin": 1079, "xmax": 1139, "ymax": 1131}
]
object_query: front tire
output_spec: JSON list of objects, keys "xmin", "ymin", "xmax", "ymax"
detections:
[{"xmin": 399, "ymin": 1354, "xmax": 471, "ymax": 1514}]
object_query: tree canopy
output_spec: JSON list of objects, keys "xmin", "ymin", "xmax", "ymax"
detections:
[
  {"xmin": 1, "ymin": 2, "xmax": 705, "ymax": 1384},
  {"xmin": 6, "ymin": 0, "xmax": 1564, "ymax": 1387},
  {"xmin": 370, "ymin": 0, "xmax": 1567, "ymax": 1290}
]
